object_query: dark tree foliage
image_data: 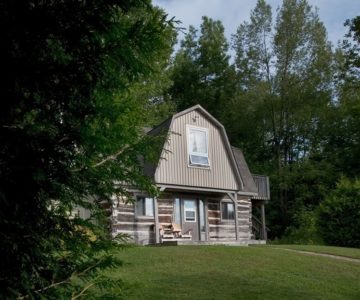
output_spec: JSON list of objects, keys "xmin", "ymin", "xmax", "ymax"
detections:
[
  {"xmin": 343, "ymin": 16, "xmax": 360, "ymax": 83},
  {"xmin": 317, "ymin": 178, "xmax": 360, "ymax": 248},
  {"xmin": 0, "ymin": 0, "xmax": 174, "ymax": 298},
  {"xmin": 321, "ymin": 16, "xmax": 360, "ymax": 179},
  {"xmin": 169, "ymin": 16, "xmax": 237, "ymax": 120}
]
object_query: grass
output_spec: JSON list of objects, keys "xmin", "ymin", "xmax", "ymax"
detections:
[
  {"xmin": 268, "ymin": 244, "xmax": 360, "ymax": 259},
  {"xmin": 109, "ymin": 245, "xmax": 360, "ymax": 299}
]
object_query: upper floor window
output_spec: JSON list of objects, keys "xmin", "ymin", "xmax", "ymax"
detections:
[
  {"xmin": 187, "ymin": 126, "xmax": 209, "ymax": 167},
  {"xmin": 136, "ymin": 197, "xmax": 154, "ymax": 217}
]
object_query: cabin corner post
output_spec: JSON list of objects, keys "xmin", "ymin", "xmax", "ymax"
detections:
[
  {"xmin": 227, "ymin": 192, "xmax": 239, "ymax": 241},
  {"xmin": 154, "ymin": 197, "xmax": 160, "ymax": 244},
  {"xmin": 261, "ymin": 203, "xmax": 267, "ymax": 241}
]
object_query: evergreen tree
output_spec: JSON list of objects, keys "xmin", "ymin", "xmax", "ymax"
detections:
[
  {"xmin": 0, "ymin": 1, "xmax": 174, "ymax": 297},
  {"xmin": 169, "ymin": 16, "xmax": 237, "ymax": 119}
]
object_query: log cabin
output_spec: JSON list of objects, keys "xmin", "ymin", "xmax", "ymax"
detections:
[{"xmin": 111, "ymin": 105, "xmax": 270, "ymax": 245}]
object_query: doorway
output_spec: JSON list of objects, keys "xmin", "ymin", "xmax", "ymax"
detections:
[{"xmin": 173, "ymin": 197, "xmax": 206, "ymax": 241}]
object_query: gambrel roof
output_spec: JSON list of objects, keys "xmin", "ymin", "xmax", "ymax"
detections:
[{"xmin": 146, "ymin": 105, "xmax": 258, "ymax": 195}]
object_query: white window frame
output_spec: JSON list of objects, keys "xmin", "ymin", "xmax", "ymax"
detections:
[
  {"xmin": 135, "ymin": 196, "xmax": 154, "ymax": 218},
  {"xmin": 183, "ymin": 200, "xmax": 197, "ymax": 222},
  {"xmin": 221, "ymin": 201, "xmax": 235, "ymax": 221},
  {"xmin": 186, "ymin": 125, "xmax": 210, "ymax": 167}
]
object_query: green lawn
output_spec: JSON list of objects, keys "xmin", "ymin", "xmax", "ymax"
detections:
[
  {"xmin": 268, "ymin": 244, "xmax": 360, "ymax": 259},
  {"xmin": 110, "ymin": 245, "xmax": 360, "ymax": 299}
]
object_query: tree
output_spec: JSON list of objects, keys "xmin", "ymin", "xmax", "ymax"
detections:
[
  {"xmin": 232, "ymin": 0, "xmax": 273, "ymax": 89},
  {"xmin": 317, "ymin": 177, "xmax": 360, "ymax": 248},
  {"xmin": 229, "ymin": 0, "xmax": 273, "ymax": 165},
  {"xmin": 0, "ymin": 0, "xmax": 174, "ymax": 298},
  {"xmin": 169, "ymin": 16, "xmax": 237, "ymax": 120},
  {"xmin": 320, "ymin": 16, "xmax": 360, "ymax": 178},
  {"xmin": 232, "ymin": 0, "xmax": 334, "ymax": 237},
  {"xmin": 342, "ymin": 16, "xmax": 360, "ymax": 86}
]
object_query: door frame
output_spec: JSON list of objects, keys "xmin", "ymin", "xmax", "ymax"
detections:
[{"xmin": 172, "ymin": 194, "xmax": 208, "ymax": 241}]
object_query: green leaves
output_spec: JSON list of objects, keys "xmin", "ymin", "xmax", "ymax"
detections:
[
  {"xmin": 233, "ymin": 0, "xmax": 272, "ymax": 86},
  {"xmin": 0, "ymin": 0, "xmax": 175, "ymax": 298},
  {"xmin": 230, "ymin": 0, "xmax": 335, "ymax": 237},
  {"xmin": 317, "ymin": 177, "xmax": 360, "ymax": 247},
  {"xmin": 169, "ymin": 16, "xmax": 237, "ymax": 120}
]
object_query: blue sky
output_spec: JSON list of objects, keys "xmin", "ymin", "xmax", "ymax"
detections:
[{"xmin": 153, "ymin": 0, "xmax": 360, "ymax": 49}]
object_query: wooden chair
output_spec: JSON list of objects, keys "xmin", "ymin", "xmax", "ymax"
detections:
[
  {"xmin": 171, "ymin": 223, "xmax": 182, "ymax": 238},
  {"xmin": 159, "ymin": 224, "xmax": 174, "ymax": 241},
  {"xmin": 171, "ymin": 223, "xmax": 192, "ymax": 240},
  {"xmin": 159, "ymin": 224, "xmax": 193, "ymax": 242},
  {"xmin": 181, "ymin": 229, "xmax": 192, "ymax": 240}
]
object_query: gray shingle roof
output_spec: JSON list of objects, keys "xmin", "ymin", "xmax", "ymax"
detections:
[
  {"xmin": 143, "ymin": 117, "xmax": 172, "ymax": 178},
  {"xmin": 231, "ymin": 146, "xmax": 258, "ymax": 194}
]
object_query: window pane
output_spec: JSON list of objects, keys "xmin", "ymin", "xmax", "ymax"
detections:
[
  {"xmin": 184, "ymin": 200, "xmax": 196, "ymax": 222},
  {"xmin": 189, "ymin": 130, "xmax": 197, "ymax": 152},
  {"xmin": 227, "ymin": 203, "xmax": 234, "ymax": 220},
  {"xmin": 222, "ymin": 202, "xmax": 234, "ymax": 220},
  {"xmin": 188, "ymin": 127, "xmax": 209, "ymax": 167},
  {"xmin": 137, "ymin": 197, "xmax": 144, "ymax": 216},
  {"xmin": 173, "ymin": 198, "xmax": 181, "ymax": 224},
  {"xmin": 221, "ymin": 202, "xmax": 226, "ymax": 219},
  {"xmin": 190, "ymin": 155, "xmax": 209, "ymax": 165},
  {"xmin": 137, "ymin": 197, "xmax": 153, "ymax": 217},
  {"xmin": 195, "ymin": 130, "xmax": 207, "ymax": 153},
  {"xmin": 185, "ymin": 210, "xmax": 195, "ymax": 221},
  {"xmin": 184, "ymin": 200, "xmax": 196, "ymax": 209},
  {"xmin": 199, "ymin": 200, "xmax": 205, "ymax": 232},
  {"xmin": 145, "ymin": 197, "xmax": 154, "ymax": 217},
  {"xmin": 189, "ymin": 129, "xmax": 207, "ymax": 154}
]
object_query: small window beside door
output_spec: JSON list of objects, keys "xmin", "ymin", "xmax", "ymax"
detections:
[
  {"xmin": 173, "ymin": 198, "xmax": 181, "ymax": 225},
  {"xmin": 187, "ymin": 125, "xmax": 209, "ymax": 167},
  {"xmin": 136, "ymin": 197, "xmax": 154, "ymax": 217},
  {"xmin": 221, "ymin": 202, "xmax": 235, "ymax": 220}
]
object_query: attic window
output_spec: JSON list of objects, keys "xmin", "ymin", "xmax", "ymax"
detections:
[{"xmin": 187, "ymin": 126, "xmax": 209, "ymax": 167}]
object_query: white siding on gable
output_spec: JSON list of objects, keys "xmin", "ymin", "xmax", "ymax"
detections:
[{"xmin": 155, "ymin": 109, "xmax": 239, "ymax": 191}]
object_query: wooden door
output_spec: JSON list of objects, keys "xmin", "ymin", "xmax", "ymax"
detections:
[{"xmin": 182, "ymin": 199, "xmax": 199, "ymax": 240}]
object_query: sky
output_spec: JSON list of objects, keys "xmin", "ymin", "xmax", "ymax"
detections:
[{"xmin": 153, "ymin": 0, "xmax": 360, "ymax": 50}]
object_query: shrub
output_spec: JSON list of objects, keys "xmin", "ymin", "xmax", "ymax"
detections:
[
  {"xmin": 317, "ymin": 177, "xmax": 360, "ymax": 248},
  {"xmin": 281, "ymin": 209, "xmax": 323, "ymax": 245}
]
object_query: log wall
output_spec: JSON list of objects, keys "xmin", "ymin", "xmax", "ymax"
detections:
[
  {"xmin": 111, "ymin": 195, "xmax": 155, "ymax": 245},
  {"xmin": 111, "ymin": 192, "xmax": 252, "ymax": 245},
  {"xmin": 237, "ymin": 195, "xmax": 252, "ymax": 240},
  {"xmin": 207, "ymin": 195, "xmax": 252, "ymax": 241},
  {"xmin": 157, "ymin": 193, "xmax": 174, "ymax": 226}
]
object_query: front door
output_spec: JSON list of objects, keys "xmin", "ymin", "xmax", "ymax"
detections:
[{"xmin": 182, "ymin": 199, "xmax": 199, "ymax": 240}]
